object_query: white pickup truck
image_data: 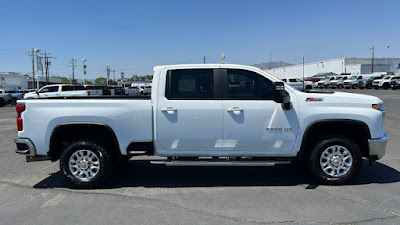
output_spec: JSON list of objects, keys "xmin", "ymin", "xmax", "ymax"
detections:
[
  {"xmin": 23, "ymin": 84, "xmax": 103, "ymax": 99},
  {"xmin": 15, "ymin": 64, "xmax": 388, "ymax": 188}
]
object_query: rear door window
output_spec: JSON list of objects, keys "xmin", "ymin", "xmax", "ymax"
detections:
[{"xmin": 166, "ymin": 69, "xmax": 217, "ymax": 99}]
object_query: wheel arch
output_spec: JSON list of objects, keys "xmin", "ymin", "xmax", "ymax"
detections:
[
  {"xmin": 49, "ymin": 122, "xmax": 121, "ymax": 162},
  {"xmin": 298, "ymin": 119, "xmax": 371, "ymax": 162}
]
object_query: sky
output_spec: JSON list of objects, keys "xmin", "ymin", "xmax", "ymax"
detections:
[{"xmin": 0, "ymin": 0, "xmax": 399, "ymax": 80}]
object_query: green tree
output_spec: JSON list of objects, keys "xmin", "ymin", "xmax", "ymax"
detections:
[
  {"xmin": 94, "ymin": 77, "xmax": 108, "ymax": 85},
  {"xmin": 145, "ymin": 75, "xmax": 153, "ymax": 81},
  {"xmin": 51, "ymin": 76, "xmax": 70, "ymax": 84}
]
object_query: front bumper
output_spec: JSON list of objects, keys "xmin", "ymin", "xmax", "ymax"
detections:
[{"xmin": 368, "ymin": 133, "xmax": 388, "ymax": 160}]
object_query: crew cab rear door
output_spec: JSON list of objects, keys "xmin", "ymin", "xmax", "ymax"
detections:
[
  {"xmin": 156, "ymin": 68, "xmax": 223, "ymax": 153},
  {"xmin": 221, "ymin": 69, "xmax": 299, "ymax": 155}
]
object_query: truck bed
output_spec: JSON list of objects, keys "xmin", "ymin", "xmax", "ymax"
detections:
[{"xmin": 18, "ymin": 98, "xmax": 153, "ymax": 156}]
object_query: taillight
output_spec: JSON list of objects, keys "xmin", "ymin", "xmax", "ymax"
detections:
[
  {"xmin": 16, "ymin": 104, "xmax": 25, "ymax": 131},
  {"xmin": 87, "ymin": 90, "xmax": 90, "ymax": 96}
]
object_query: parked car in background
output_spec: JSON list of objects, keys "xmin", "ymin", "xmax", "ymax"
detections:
[
  {"xmin": 0, "ymin": 92, "xmax": 11, "ymax": 107},
  {"xmin": 125, "ymin": 86, "xmax": 140, "ymax": 96},
  {"xmin": 24, "ymin": 84, "xmax": 103, "ymax": 99},
  {"xmin": 316, "ymin": 76, "xmax": 336, "ymax": 88},
  {"xmin": 283, "ymin": 78, "xmax": 313, "ymax": 91},
  {"xmin": 372, "ymin": 75, "xmax": 400, "ymax": 89},
  {"xmin": 391, "ymin": 79, "xmax": 400, "ymax": 90},
  {"xmin": 330, "ymin": 76, "xmax": 350, "ymax": 89},
  {"xmin": 0, "ymin": 89, "xmax": 24, "ymax": 105},
  {"xmin": 139, "ymin": 86, "xmax": 152, "ymax": 95},
  {"xmin": 358, "ymin": 76, "xmax": 383, "ymax": 89}
]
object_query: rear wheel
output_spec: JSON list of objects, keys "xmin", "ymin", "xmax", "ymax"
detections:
[
  {"xmin": 366, "ymin": 84, "xmax": 372, "ymax": 89},
  {"xmin": 60, "ymin": 139, "xmax": 113, "ymax": 188},
  {"xmin": 338, "ymin": 84, "xmax": 343, "ymax": 89},
  {"xmin": 307, "ymin": 136, "xmax": 362, "ymax": 185},
  {"xmin": 0, "ymin": 99, "xmax": 5, "ymax": 107},
  {"xmin": 352, "ymin": 84, "xmax": 358, "ymax": 89}
]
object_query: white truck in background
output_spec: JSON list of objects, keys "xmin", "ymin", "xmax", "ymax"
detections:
[
  {"xmin": 23, "ymin": 84, "xmax": 103, "ymax": 99},
  {"xmin": 15, "ymin": 64, "xmax": 388, "ymax": 188}
]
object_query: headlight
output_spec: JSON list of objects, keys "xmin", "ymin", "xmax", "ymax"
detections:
[{"xmin": 372, "ymin": 103, "xmax": 383, "ymax": 110}]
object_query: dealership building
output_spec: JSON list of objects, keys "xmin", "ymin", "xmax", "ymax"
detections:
[{"xmin": 266, "ymin": 57, "xmax": 400, "ymax": 79}]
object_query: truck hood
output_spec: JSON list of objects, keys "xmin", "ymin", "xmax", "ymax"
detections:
[{"xmin": 298, "ymin": 91, "xmax": 382, "ymax": 107}]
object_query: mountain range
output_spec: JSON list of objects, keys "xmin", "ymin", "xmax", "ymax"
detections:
[{"xmin": 251, "ymin": 61, "xmax": 293, "ymax": 70}]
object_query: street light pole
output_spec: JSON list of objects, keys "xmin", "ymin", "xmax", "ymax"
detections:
[
  {"xmin": 106, "ymin": 64, "xmax": 109, "ymax": 86},
  {"xmin": 386, "ymin": 45, "xmax": 390, "ymax": 65},
  {"xmin": 370, "ymin": 46, "xmax": 375, "ymax": 73},
  {"xmin": 82, "ymin": 59, "xmax": 87, "ymax": 85}
]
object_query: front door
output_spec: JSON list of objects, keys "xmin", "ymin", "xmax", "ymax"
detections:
[
  {"xmin": 221, "ymin": 69, "xmax": 299, "ymax": 156},
  {"xmin": 156, "ymin": 69, "xmax": 223, "ymax": 154}
]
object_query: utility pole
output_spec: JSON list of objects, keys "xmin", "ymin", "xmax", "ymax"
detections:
[
  {"xmin": 370, "ymin": 46, "xmax": 375, "ymax": 73},
  {"xmin": 201, "ymin": 56, "xmax": 208, "ymax": 64},
  {"xmin": 26, "ymin": 48, "xmax": 38, "ymax": 89},
  {"xmin": 69, "ymin": 58, "xmax": 77, "ymax": 84},
  {"xmin": 43, "ymin": 52, "xmax": 53, "ymax": 85}
]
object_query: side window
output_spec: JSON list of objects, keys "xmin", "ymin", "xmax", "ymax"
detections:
[
  {"xmin": 74, "ymin": 86, "xmax": 86, "ymax": 90},
  {"xmin": 226, "ymin": 69, "xmax": 273, "ymax": 100},
  {"xmin": 166, "ymin": 69, "xmax": 215, "ymax": 99},
  {"xmin": 288, "ymin": 79, "xmax": 297, "ymax": 82},
  {"xmin": 62, "ymin": 86, "xmax": 74, "ymax": 91},
  {"xmin": 40, "ymin": 86, "xmax": 59, "ymax": 93}
]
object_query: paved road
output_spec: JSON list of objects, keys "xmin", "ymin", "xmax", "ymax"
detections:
[{"xmin": 1, "ymin": 89, "xmax": 400, "ymax": 225}]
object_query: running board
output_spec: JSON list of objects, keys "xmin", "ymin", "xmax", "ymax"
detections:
[{"xmin": 150, "ymin": 160, "xmax": 291, "ymax": 167}]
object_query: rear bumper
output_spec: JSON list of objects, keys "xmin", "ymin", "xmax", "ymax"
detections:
[
  {"xmin": 368, "ymin": 133, "xmax": 388, "ymax": 160},
  {"xmin": 15, "ymin": 138, "xmax": 36, "ymax": 156}
]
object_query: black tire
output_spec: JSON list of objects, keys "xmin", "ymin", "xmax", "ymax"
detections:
[
  {"xmin": 307, "ymin": 136, "xmax": 362, "ymax": 185},
  {"xmin": 11, "ymin": 98, "xmax": 18, "ymax": 106},
  {"xmin": 0, "ymin": 99, "xmax": 5, "ymax": 107},
  {"xmin": 383, "ymin": 83, "xmax": 389, "ymax": 89},
  {"xmin": 60, "ymin": 139, "xmax": 113, "ymax": 188},
  {"xmin": 338, "ymin": 84, "xmax": 343, "ymax": 89},
  {"xmin": 359, "ymin": 86, "xmax": 364, "ymax": 89},
  {"xmin": 373, "ymin": 86, "xmax": 379, "ymax": 90},
  {"xmin": 366, "ymin": 84, "xmax": 372, "ymax": 89},
  {"xmin": 392, "ymin": 86, "xmax": 397, "ymax": 90},
  {"xmin": 352, "ymin": 84, "xmax": 357, "ymax": 89}
]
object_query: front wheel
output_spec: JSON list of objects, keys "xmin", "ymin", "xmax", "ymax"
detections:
[
  {"xmin": 307, "ymin": 136, "xmax": 362, "ymax": 185},
  {"xmin": 60, "ymin": 140, "xmax": 113, "ymax": 188},
  {"xmin": 338, "ymin": 84, "xmax": 343, "ymax": 89}
]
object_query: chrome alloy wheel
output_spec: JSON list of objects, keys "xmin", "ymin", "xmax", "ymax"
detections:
[
  {"xmin": 69, "ymin": 150, "xmax": 100, "ymax": 181},
  {"xmin": 320, "ymin": 145, "xmax": 353, "ymax": 177}
]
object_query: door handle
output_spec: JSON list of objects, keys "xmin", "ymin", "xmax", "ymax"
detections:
[
  {"xmin": 161, "ymin": 107, "xmax": 177, "ymax": 114},
  {"xmin": 227, "ymin": 107, "xmax": 243, "ymax": 114}
]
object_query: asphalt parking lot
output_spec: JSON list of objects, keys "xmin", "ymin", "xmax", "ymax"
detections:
[{"xmin": 1, "ymin": 89, "xmax": 400, "ymax": 225}]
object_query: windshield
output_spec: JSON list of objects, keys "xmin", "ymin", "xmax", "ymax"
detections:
[
  {"xmin": 335, "ymin": 77, "xmax": 343, "ymax": 80},
  {"xmin": 349, "ymin": 76, "xmax": 357, "ymax": 79},
  {"xmin": 384, "ymin": 77, "xmax": 391, "ymax": 80}
]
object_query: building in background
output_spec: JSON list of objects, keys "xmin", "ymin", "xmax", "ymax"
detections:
[
  {"xmin": 27, "ymin": 76, "xmax": 62, "ymax": 89},
  {"xmin": 266, "ymin": 57, "xmax": 400, "ymax": 79},
  {"xmin": 0, "ymin": 72, "xmax": 28, "ymax": 89}
]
